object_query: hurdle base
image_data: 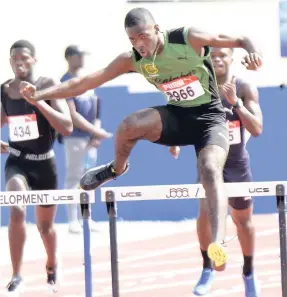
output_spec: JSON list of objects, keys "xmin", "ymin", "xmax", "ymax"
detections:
[
  {"xmin": 81, "ymin": 206, "xmax": 90, "ymax": 220},
  {"xmin": 276, "ymin": 184, "xmax": 287, "ymax": 297},
  {"xmin": 105, "ymin": 190, "xmax": 120, "ymax": 297},
  {"xmin": 80, "ymin": 192, "xmax": 93, "ymax": 297}
]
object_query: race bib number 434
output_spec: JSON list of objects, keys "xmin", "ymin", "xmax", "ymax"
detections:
[
  {"xmin": 8, "ymin": 114, "xmax": 39, "ymax": 142},
  {"xmin": 159, "ymin": 76, "xmax": 205, "ymax": 102}
]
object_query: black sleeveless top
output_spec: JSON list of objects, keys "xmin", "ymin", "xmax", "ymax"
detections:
[
  {"xmin": 1, "ymin": 77, "xmax": 56, "ymax": 154},
  {"xmin": 222, "ymin": 78, "xmax": 249, "ymax": 165}
]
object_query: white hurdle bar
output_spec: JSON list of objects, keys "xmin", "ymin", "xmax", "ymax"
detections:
[
  {"xmin": 101, "ymin": 181, "xmax": 287, "ymax": 202},
  {"xmin": 101, "ymin": 181, "xmax": 287, "ymax": 297}
]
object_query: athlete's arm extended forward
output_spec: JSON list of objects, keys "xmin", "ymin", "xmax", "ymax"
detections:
[
  {"xmin": 20, "ymin": 52, "xmax": 134, "ymax": 102},
  {"xmin": 187, "ymin": 27, "xmax": 262, "ymax": 70}
]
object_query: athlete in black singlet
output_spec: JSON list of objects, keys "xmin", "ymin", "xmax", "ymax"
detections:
[{"xmin": 0, "ymin": 40, "xmax": 73, "ymax": 293}]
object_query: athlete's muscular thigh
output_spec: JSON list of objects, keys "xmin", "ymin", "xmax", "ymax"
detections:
[
  {"xmin": 119, "ymin": 108, "xmax": 162, "ymax": 142},
  {"xmin": 197, "ymin": 145, "xmax": 228, "ymax": 184}
]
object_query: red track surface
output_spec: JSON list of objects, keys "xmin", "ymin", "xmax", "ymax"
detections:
[{"xmin": 0, "ymin": 214, "xmax": 283, "ymax": 297}]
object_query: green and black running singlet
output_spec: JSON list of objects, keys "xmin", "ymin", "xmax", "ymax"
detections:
[{"xmin": 131, "ymin": 27, "xmax": 219, "ymax": 108}]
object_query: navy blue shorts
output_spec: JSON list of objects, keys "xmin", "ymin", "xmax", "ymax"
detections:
[{"xmin": 224, "ymin": 159, "xmax": 253, "ymax": 210}]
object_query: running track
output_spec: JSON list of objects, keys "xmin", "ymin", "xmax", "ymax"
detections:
[{"xmin": 0, "ymin": 214, "xmax": 283, "ymax": 297}]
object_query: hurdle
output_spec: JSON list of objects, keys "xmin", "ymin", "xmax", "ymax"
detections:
[
  {"xmin": 101, "ymin": 181, "xmax": 287, "ymax": 297},
  {"xmin": 0, "ymin": 189, "xmax": 95, "ymax": 297}
]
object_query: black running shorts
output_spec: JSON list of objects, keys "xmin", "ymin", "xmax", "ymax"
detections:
[
  {"xmin": 152, "ymin": 100, "xmax": 229, "ymax": 154},
  {"xmin": 5, "ymin": 155, "xmax": 58, "ymax": 208}
]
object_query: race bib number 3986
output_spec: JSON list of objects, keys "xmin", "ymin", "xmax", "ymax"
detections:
[
  {"xmin": 159, "ymin": 75, "xmax": 205, "ymax": 102},
  {"xmin": 8, "ymin": 114, "xmax": 39, "ymax": 142}
]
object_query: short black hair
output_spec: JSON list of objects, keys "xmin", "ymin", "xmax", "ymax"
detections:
[
  {"xmin": 124, "ymin": 7, "xmax": 155, "ymax": 28},
  {"xmin": 10, "ymin": 40, "xmax": 35, "ymax": 57}
]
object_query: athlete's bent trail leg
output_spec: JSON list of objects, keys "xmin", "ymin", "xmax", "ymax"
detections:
[
  {"xmin": 80, "ymin": 108, "xmax": 163, "ymax": 190},
  {"xmin": 197, "ymin": 144, "xmax": 228, "ymax": 269},
  {"xmin": 6, "ymin": 175, "xmax": 29, "ymax": 279},
  {"xmin": 114, "ymin": 108, "xmax": 163, "ymax": 173},
  {"xmin": 35, "ymin": 205, "xmax": 57, "ymax": 268}
]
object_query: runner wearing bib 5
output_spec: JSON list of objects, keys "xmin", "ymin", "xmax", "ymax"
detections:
[{"xmin": 190, "ymin": 47, "xmax": 262, "ymax": 296}]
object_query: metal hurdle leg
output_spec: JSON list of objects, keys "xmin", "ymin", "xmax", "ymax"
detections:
[
  {"xmin": 105, "ymin": 191, "xmax": 120, "ymax": 297},
  {"xmin": 276, "ymin": 184, "xmax": 287, "ymax": 297},
  {"xmin": 80, "ymin": 192, "xmax": 93, "ymax": 297}
]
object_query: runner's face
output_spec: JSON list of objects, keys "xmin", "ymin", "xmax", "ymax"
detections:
[
  {"xmin": 10, "ymin": 48, "xmax": 36, "ymax": 79},
  {"xmin": 126, "ymin": 23, "xmax": 159, "ymax": 58},
  {"xmin": 210, "ymin": 48, "xmax": 233, "ymax": 77},
  {"xmin": 67, "ymin": 54, "xmax": 84, "ymax": 70}
]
